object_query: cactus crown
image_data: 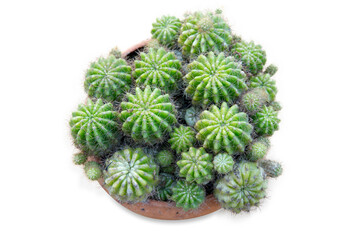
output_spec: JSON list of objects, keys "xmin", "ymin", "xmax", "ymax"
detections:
[
  {"xmin": 171, "ymin": 180, "xmax": 205, "ymax": 211},
  {"xmin": 252, "ymin": 106, "xmax": 280, "ymax": 136},
  {"xmin": 151, "ymin": 16, "xmax": 181, "ymax": 46},
  {"xmin": 233, "ymin": 41, "xmax": 266, "ymax": 75},
  {"xmin": 168, "ymin": 125, "xmax": 196, "ymax": 154},
  {"xmin": 250, "ymin": 74, "xmax": 277, "ymax": 101}
]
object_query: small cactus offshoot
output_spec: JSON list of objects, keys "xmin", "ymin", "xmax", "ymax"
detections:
[
  {"xmin": 185, "ymin": 107, "xmax": 201, "ymax": 127},
  {"xmin": 247, "ymin": 140, "xmax": 269, "ymax": 161},
  {"xmin": 241, "ymin": 88, "xmax": 269, "ymax": 114},
  {"xmin": 258, "ymin": 159, "xmax": 283, "ymax": 178},
  {"xmin": 155, "ymin": 150, "xmax": 174, "ymax": 167},
  {"xmin": 120, "ymin": 86, "xmax": 177, "ymax": 144},
  {"xmin": 151, "ymin": 16, "xmax": 181, "ymax": 46},
  {"xmin": 168, "ymin": 125, "xmax": 196, "ymax": 154},
  {"xmin": 213, "ymin": 153, "xmax": 234, "ymax": 174},
  {"xmin": 252, "ymin": 106, "xmax": 280, "ymax": 136},
  {"xmin": 73, "ymin": 152, "xmax": 87, "ymax": 165},
  {"xmin": 84, "ymin": 161, "xmax": 102, "ymax": 180},
  {"xmin": 250, "ymin": 74, "xmax": 277, "ymax": 101},
  {"xmin": 264, "ymin": 64, "xmax": 278, "ymax": 76},
  {"xmin": 233, "ymin": 41, "xmax": 266, "ymax": 75},
  {"xmin": 156, "ymin": 173, "xmax": 175, "ymax": 201},
  {"xmin": 171, "ymin": 180, "xmax": 205, "ymax": 211}
]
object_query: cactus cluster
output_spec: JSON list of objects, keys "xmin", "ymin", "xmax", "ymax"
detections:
[{"xmin": 70, "ymin": 10, "xmax": 283, "ymax": 214}]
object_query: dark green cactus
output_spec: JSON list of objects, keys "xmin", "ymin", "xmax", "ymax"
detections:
[
  {"xmin": 241, "ymin": 88, "xmax": 269, "ymax": 114},
  {"xmin": 104, "ymin": 148, "xmax": 158, "ymax": 202},
  {"xmin": 185, "ymin": 52, "xmax": 247, "ymax": 106},
  {"xmin": 213, "ymin": 153, "xmax": 234, "ymax": 174},
  {"xmin": 161, "ymin": 164, "xmax": 176, "ymax": 174},
  {"xmin": 171, "ymin": 180, "xmax": 205, "ymax": 211},
  {"xmin": 233, "ymin": 41, "xmax": 266, "ymax": 75},
  {"xmin": 69, "ymin": 99, "xmax": 120, "ymax": 155},
  {"xmin": 151, "ymin": 16, "xmax": 181, "ymax": 46},
  {"xmin": 156, "ymin": 173, "xmax": 175, "ymax": 201},
  {"xmin": 133, "ymin": 48, "xmax": 182, "ymax": 92},
  {"xmin": 119, "ymin": 86, "xmax": 177, "ymax": 144},
  {"xmin": 178, "ymin": 11, "xmax": 232, "ymax": 57},
  {"xmin": 195, "ymin": 102, "xmax": 253, "ymax": 154},
  {"xmin": 185, "ymin": 107, "xmax": 201, "ymax": 127},
  {"xmin": 258, "ymin": 159, "xmax": 283, "ymax": 178},
  {"xmin": 249, "ymin": 74, "xmax": 277, "ymax": 101},
  {"xmin": 84, "ymin": 161, "xmax": 102, "ymax": 180},
  {"xmin": 252, "ymin": 106, "xmax": 280, "ymax": 136},
  {"xmin": 155, "ymin": 150, "xmax": 174, "ymax": 167},
  {"xmin": 177, "ymin": 147, "xmax": 213, "ymax": 184},
  {"xmin": 214, "ymin": 162, "xmax": 267, "ymax": 213},
  {"xmin": 264, "ymin": 64, "xmax": 278, "ymax": 76},
  {"xmin": 84, "ymin": 55, "xmax": 132, "ymax": 102},
  {"xmin": 73, "ymin": 152, "xmax": 87, "ymax": 165},
  {"xmin": 168, "ymin": 125, "xmax": 196, "ymax": 154}
]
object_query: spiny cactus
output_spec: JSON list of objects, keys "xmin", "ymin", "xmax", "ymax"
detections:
[
  {"xmin": 84, "ymin": 161, "xmax": 102, "ymax": 180},
  {"xmin": 168, "ymin": 125, "xmax": 196, "ymax": 154},
  {"xmin": 185, "ymin": 107, "xmax": 201, "ymax": 127},
  {"xmin": 177, "ymin": 147, "xmax": 213, "ymax": 184},
  {"xmin": 241, "ymin": 88, "xmax": 269, "ymax": 114},
  {"xmin": 69, "ymin": 99, "xmax": 120, "ymax": 155},
  {"xmin": 247, "ymin": 139, "xmax": 269, "ymax": 161},
  {"xmin": 151, "ymin": 16, "xmax": 182, "ymax": 46},
  {"xmin": 155, "ymin": 150, "xmax": 174, "ymax": 167},
  {"xmin": 156, "ymin": 173, "xmax": 175, "ymax": 201},
  {"xmin": 171, "ymin": 180, "xmax": 205, "ymax": 211},
  {"xmin": 213, "ymin": 153, "xmax": 234, "ymax": 174},
  {"xmin": 233, "ymin": 41, "xmax": 266, "ymax": 75},
  {"xmin": 271, "ymin": 101, "xmax": 282, "ymax": 111},
  {"xmin": 133, "ymin": 48, "xmax": 182, "ymax": 92},
  {"xmin": 185, "ymin": 52, "xmax": 247, "ymax": 106},
  {"xmin": 195, "ymin": 102, "xmax": 253, "ymax": 154},
  {"xmin": 264, "ymin": 64, "xmax": 278, "ymax": 76},
  {"xmin": 73, "ymin": 152, "xmax": 87, "ymax": 165},
  {"xmin": 249, "ymin": 74, "xmax": 277, "ymax": 101},
  {"xmin": 104, "ymin": 148, "xmax": 158, "ymax": 202},
  {"xmin": 252, "ymin": 106, "xmax": 280, "ymax": 136},
  {"xmin": 258, "ymin": 160, "xmax": 283, "ymax": 178},
  {"xmin": 109, "ymin": 47, "xmax": 122, "ymax": 59},
  {"xmin": 214, "ymin": 162, "xmax": 267, "ymax": 213},
  {"xmin": 84, "ymin": 55, "xmax": 132, "ymax": 102},
  {"xmin": 119, "ymin": 86, "xmax": 177, "ymax": 144},
  {"xmin": 178, "ymin": 11, "xmax": 232, "ymax": 57}
]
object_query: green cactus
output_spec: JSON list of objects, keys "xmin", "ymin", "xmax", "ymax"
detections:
[
  {"xmin": 155, "ymin": 150, "xmax": 174, "ymax": 167},
  {"xmin": 214, "ymin": 162, "xmax": 267, "ymax": 213},
  {"xmin": 84, "ymin": 161, "xmax": 102, "ymax": 180},
  {"xmin": 264, "ymin": 64, "xmax": 278, "ymax": 76},
  {"xmin": 133, "ymin": 48, "xmax": 182, "ymax": 92},
  {"xmin": 84, "ymin": 55, "xmax": 132, "ymax": 102},
  {"xmin": 249, "ymin": 74, "xmax": 277, "ymax": 101},
  {"xmin": 241, "ymin": 88, "xmax": 269, "ymax": 113},
  {"xmin": 247, "ymin": 140, "xmax": 269, "ymax": 161},
  {"xmin": 178, "ymin": 11, "xmax": 232, "ymax": 57},
  {"xmin": 271, "ymin": 101, "xmax": 282, "ymax": 111},
  {"xmin": 156, "ymin": 173, "xmax": 175, "ymax": 201},
  {"xmin": 171, "ymin": 180, "xmax": 205, "ymax": 211},
  {"xmin": 104, "ymin": 148, "xmax": 158, "ymax": 202},
  {"xmin": 252, "ymin": 106, "xmax": 280, "ymax": 136},
  {"xmin": 185, "ymin": 52, "xmax": 247, "ymax": 106},
  {"xmin": 233, "ymin": 41, "xmax": 266, "ymax": 75},
  {"xmin": 177, "ymin": 147, "xmax": 213, "ymax": 184},
  {"xmin": 168, "ymin": 125, "xmax": 196, "ymax": 154},
  {"xmin": 119, "ymin": 86, "xmax": 177, "ymax": 144},
  {"xmin": 151, "ymin": 16, "xmax": 181, "ymax": 46},
  {"xmin": 195, "ymin": 102, "xmax": 253, "ymax": 154},
  {"xmin": 70, "ymin": 99, "xmax": 120, "ymax": 155},
  {"xmin": 109, "ymin": 47, "xmax": 122, "ymax": 59},
  {"xmin": 213, "ymin": 153, "xmax": 234, "ymax": 174},
  {"xmin": 73, "ymin": 152, "xmax": 87, "ymax": 165},
  {"xmin": 258, "ymin": 159, "xmax": 283, "ymax": 178},
  {"xmin": 185, "ymin": 107, "xmax": 201, "ymax": 127}
]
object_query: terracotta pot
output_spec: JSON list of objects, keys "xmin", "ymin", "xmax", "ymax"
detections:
[{"xmin": 91, "ymin": 40, "xmax": 221, "ymax": 220}]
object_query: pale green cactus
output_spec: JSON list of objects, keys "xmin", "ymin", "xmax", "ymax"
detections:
[
  {"xmin": 258, "ymin": 159, "xmax": 283, "ymax": 178},
  {"xmin": 249, "ymin": 74, "xmax": 277, "ymax": 101},
  {"xmin": 84, "ymin": 161, "xmax": 102, "ymax": 180},
  {"xmin": 252, "ymin": 106, "xmax": 280, "ymax": 136},
  {"xmin": 185, "ymin": 52, "xmax": 247, "ymax": 106},
  {"xmin": 241, "ymin": 88, "xmax": 269, "ymax": 114},
  {"xmin": 213, "ymin": 153, "xmax": 234, "ymax": 174},
  {"xmin": 73, "ymin": 152, "xmax": 87, "ymax": 165},
  {"xmin": 195, "ymin": 102, "xmax": 253, "ymax": 154},
  {"xmin": 171, "ymin": 180, "xmax": 205, "ymax": 211},
  {"xmin": 264, "ymin": 64, "xmax": 278, "ymax": 76},
  {"xmin": 133, "ymin": 48, "xmax": 182, "ymax": 92},
  {"xmin": 151, "ymin": 16, "xmax": 181, "ymax": 46},
  {"xmin": 185, "ymin": 107, "xmax": 201, "ymax": 127},
  {"xmin": 84, "ymin": 55, "xmax": 132, "ymax": 102},
  {"xmin": 119, "ymin": 86, "xmax": 177, "ymax": 144},
  {"xmin": 168, "ymin": 125, "xmax": 196, "ymax": 154},
  {"xmin": 247, "ymin": 139, "xmax": 269, "ymax": 161},
  {"xmin": 233, "ymin": 41, "xmax": 266, "ymax": 75}
]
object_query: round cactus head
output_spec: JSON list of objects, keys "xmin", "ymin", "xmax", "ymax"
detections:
[
  {"xmin": 241, "ymin": 88, "xmax": 269, "ymax": 114},
  {"xmin": 252, "ymin": 106, "xmax": 280, "ymax": 136},
  {"xmin": 84, "ymin": 161, "xmax": 102, "ymax": 180},
  {"xmin": 168, "ymin": 125, "xmax": 196, "ymax": 154},
  {"xmin": 185, "ymin": 107, "xmax": 201, "ymax": 127},
  {"xmin": 155, "ymin": 150, "xmax": 174, "ymax": 167},
  {"xmin": 213, "ymin": 153, "xmax": 234, "ymax": 174},
  {"xmin": 258, "ymin": 159, "xmax": 283, "ymax": 178},
  {"xmin": 185, "ymin": 52, "xmax": 247, "ymax": 106},
  {"xmin": 249, "ymin": 74, "xmax": 277, "ymax": 101},
  {"xmin": 171, "ymin": 180, "xmax": 205, "ymax": 211},
  {"xmin": 156, "ymin": 173, "xmax": 175, "ymax": 201},
  {"xmin": 133, "ymin": 48, "xmax": 182, "ymax": 92},
  {"xmin": 233, "ymin": 41, "xmax": 266, "ymax": 75},
  {"xmin": 104, "ymin": 148, "xmax": 159, "ymax": 202},
  {"xmin": 119, "ymin": 86, "xmax": 178, "ymax": 144},
  {"xmin": 195, "ymin": 102, "xmax": 253, "ymax": 154},
  {"xmin": 73, "ymin": 152, "xmax": 87, "ymax": 165},
  {"xmin": 151, "ymin": 16, "xmax": 181, "ymax": 46},
  {"xmin": 214, "ymin": 162, "xmax": 267, "ymax": 213},
  {"xmin": 84, "ymin": 55, "xmax": 132, "ymax": 102},
  {"xmin": 247, "ymin": 140, "xmax": 269, "ymax": 161},
  {"xmin": 264, "ymin": 64, "xmax": 278, "ymax": 76},
  {"xmin": 177, "ymin": 147, "xmax": 213, "ymax": 184},
  {"xmin": 178, "ymin": 11, "xmax": 232, "ymax": 57},
  {"xmin": 69, "ymin": 99, "xmax": 120, "ymax": 156}
]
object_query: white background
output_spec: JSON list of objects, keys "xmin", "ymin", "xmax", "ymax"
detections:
[{"xmin": 1, "ymin": 0, "xmax": 359, "ymax": 239}]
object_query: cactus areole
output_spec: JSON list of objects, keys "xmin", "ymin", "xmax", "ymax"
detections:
[{"xmin": 69, "ymin": 10, "xmax": 283, "ymax": 220}]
